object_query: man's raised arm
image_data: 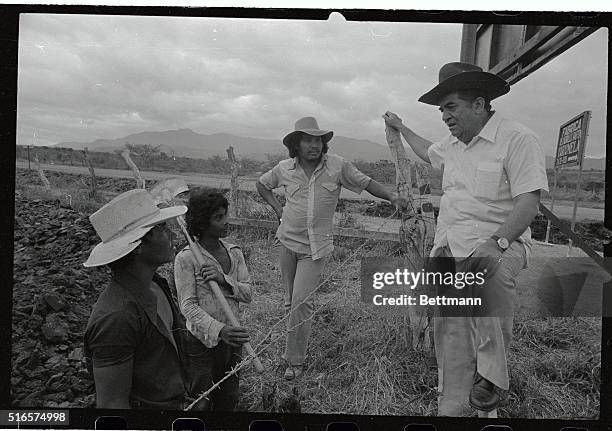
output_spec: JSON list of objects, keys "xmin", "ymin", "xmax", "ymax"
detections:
[{"xmin": 383, "ymin": 111, "xmax": 434, "ymax": 163}]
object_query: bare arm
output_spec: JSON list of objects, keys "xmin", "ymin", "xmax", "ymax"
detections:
[
  {"xmin": 256, "ymin": 181, "xmax": 282, "ymax": 220},
  {"xmin": 383, "ymin": 111, "xmax": 434, "ymax": 163},
  {"xmin": 494, "ymin": 190, "xmax": 541, "ymax": 242},
  {"xmin": 93, "ymin": 360, "xmax": 133, "ymax": 409},
  {"xmin": 469, "ymin": 190, "xmax": 541, "ymax": 276},
  {"xmin": 365, "ymin": 179, "xmax": 397, "ymax": 205}
]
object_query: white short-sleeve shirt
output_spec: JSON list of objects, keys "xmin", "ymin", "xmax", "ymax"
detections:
[{"xmin": 427, "ymin": 112, "xmax": 549, "ymax": 258}]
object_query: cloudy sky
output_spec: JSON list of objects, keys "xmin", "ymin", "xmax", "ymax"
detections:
[{"xmin": 17, "ymin": 13, "xmax": 607, "ymax": 158}]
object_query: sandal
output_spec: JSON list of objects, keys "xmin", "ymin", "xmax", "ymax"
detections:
[{"xmin": 284, "ymin": 365, "xmax": 303, "ymax": 381}]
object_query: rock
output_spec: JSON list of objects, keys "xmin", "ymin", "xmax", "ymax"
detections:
[
  {"xmin": 64, "ymin": 276, "xmax": 77, "ymax": 288},
  {"xmin": 24, "ymin": 379, "xmax": 44, "ymax": 390},
  {"xmin": 29, "ymin": 366, "xmax": 47, "ymax": 378},
  {"xmin": 58, "ymin": 401, "xmax": 71, "ymax": 408},
  {"xmin": 72, "ymin": 379, "xmax": 94, "ymax": 394},
  {"xmin": 57, "ymin": 344, "xmax": 69, "ymax": 352},
  {"xmin": 46, "ymin": 372, "xmax": 64, "ymax": 387},
  {"xmin": 41, "ymin": 314, "xmax": 69, "ymax": 343},
  {"xmin": 13, "ymin": 304, "xmax": 34, "ymax": 314},
  {"xmin": 76, "ymin": 368, "xmax": 91, "ymax": 380},
  {"xmin": 47, "ymin": 267, "xmax": 60, "ymax": 275},
  {"xmin": 49, "ymin": 381, "xmax": 69, "ymax": 393},
  {"xmin": 14, "ymin": 350, "xmax": 30, "ymax": 367},
  {"xmin": 24, "ymin": 351, "xmax": 40, "ymax": 370},
  {"xmin": 43, "ymin": 293, "xmax": 67, "ymax": 312},
  {"xmin": 18, "ymin": 390, "xmax": 46, "ymax": 407},
  {"xmin": 79, "ymin": 393, "xmax": 96, "ymax": 408},
  {"xmin": 27, "ymin": 315, "xmax": 44, "ymax": 330},
  {"xmin": 23, "ymin": 340, "xmax": 39, "ymax": 351},
  {"xmin": 44, "ymin": 391, "xmax": 70, "ymax": 403},
  {"xmin": 68, "ymin": 347, "xmax": 83, "ymax": 362},
  {"xmin": 65, "ymin": 312, "xmax": 81, "ymax": 324},
  {"xmin": 44, "ymin": 355, "xmax": 68, "ymax": 369},
  {"xmin": 32, "ymin": 297, "xmax": 50, "ymax": 317}
]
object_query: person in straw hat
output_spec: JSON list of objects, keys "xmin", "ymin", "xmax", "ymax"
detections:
[
  {"xmin": 256, "ymin": 116, "xmax": 400, "ymax": 381},
  {"xmin": 384, "ymin": 62, "xmax": 549, "ymax": 415},
  {"xmin": 83, "ymin": 189, "xmax": 189, "ymax": 409}
]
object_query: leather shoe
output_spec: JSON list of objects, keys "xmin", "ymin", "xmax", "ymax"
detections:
[{"xmin": 469, "ymin": 374, "xmax": 500, "ymax": 411}]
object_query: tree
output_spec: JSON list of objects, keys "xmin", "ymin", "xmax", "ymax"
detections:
[
  {"xmin": 209, "ymin": 154, "xmax": 228, "ymax": 173},
  {"xmin": 123, "ymin": 142, "xmax": 162, "ymax": 170}
]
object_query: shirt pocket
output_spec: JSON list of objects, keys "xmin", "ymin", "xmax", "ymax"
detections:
[
  {"xmin": 319, "ymin": 182, "xmax": 340, "ymax": 207},
  {"xmin": 285, "ymin": 184, "xmax": 300, "ymax": 197},
  {"xmin": 321, "ymin": 182, "xmax": 340, "ymax": 192},
  {"xmin": 474, "ymin": 161, "xmax": 503, "ymax": 201}
]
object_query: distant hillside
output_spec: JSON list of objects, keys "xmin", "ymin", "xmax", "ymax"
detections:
[
  {"xmin": 545, "ymin": 155, "xmax": 606, "ymax": 170},
  {"xmin": 57, "ymin": 128, "xmax": 389, "ymax": 162}
]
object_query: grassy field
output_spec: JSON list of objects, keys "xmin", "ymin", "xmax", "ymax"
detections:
[
  {"xmin": 191, "ymin": 229, "xmax": 602, "ymax": 418},
  {"xmin": 13, "ymin": 167, "xmax": 602, "ymax": 418}
]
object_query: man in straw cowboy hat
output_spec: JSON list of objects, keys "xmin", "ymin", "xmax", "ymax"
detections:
[
  {"xmin": 384, "ymin": 62, "xmax": 548, "ymax": 415},
  {"xmin": 83, "ymin": 189, "xmax": 189, "ymax": 409},
  {"xmin": 256, "ymin": 116, "xmax": 400, "ymax": 380}
]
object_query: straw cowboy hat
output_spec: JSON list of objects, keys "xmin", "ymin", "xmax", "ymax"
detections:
[
  {"xmin": 282, "ymin": 116, "xmax": 333, "ymax": 148},
  {"xmin": 83, "ymin": 189, "xmax": 187, "ymax": 267},
  {"xmin": 418, "ymin": 62, "xmax": 510, "ymax": 106}
]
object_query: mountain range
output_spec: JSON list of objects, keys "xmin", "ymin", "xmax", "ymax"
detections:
[
  {"xmin": 56, "ymin": 128, "xmax": 605, "ymax": 169},
  {"xmin": 56, "ymin": 128, "xmax": 396, "ymax": 162}
]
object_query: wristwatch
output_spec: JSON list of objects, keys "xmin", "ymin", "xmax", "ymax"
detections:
[{"xmin": 490, "ymin": 234, "xmax": 510, "ymax": 251}]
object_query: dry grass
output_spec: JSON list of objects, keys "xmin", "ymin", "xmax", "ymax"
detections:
[
  {"xmin": 235, "ymin": 236, "xmax": 439, "ymax": 416},
  {"xmin": 225, "ymin": 229, "xmax": 601, "ymax": 419}
]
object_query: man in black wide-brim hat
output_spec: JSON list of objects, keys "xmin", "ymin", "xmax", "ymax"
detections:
[{"xmin": 384, "ymin": 62, "xmax": 549, "ymax": 415}]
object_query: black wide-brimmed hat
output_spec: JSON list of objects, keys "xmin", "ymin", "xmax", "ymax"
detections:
[
  {"xmin": 282, "ymin": 117, "xmax": 334, "ymax": 148},
  {"xmin": 418, "ymin": 62, "xmax": 510, "ymax": 106}
]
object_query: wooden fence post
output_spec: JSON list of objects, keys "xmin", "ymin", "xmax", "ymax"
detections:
[
  {"xmin": 121, "ymin": 149, "xmax": 146, "ymax": 189},
  {"xmin": 226, "ymin": 146, "xmax": 239, "ymax": 217},
  {"xmin": 414, "ymin": 162, "xmax": 436, "ymax": 258},
  {"xmin": 33, "ymin": 154, "xmax": 51, "ymax": 189},
  {"xmin": 82, "ymin": 147, "xmax": 98, "ymax": 198},
  {"xmin": 385, "ymin": 125, "xmax": 433, "ymax": 351}
]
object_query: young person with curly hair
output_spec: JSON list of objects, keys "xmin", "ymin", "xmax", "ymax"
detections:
[{"xmin": 174, "ymin": 189, "xmax": 253, "ymax": 411}]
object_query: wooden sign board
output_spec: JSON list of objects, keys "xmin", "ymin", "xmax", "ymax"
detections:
[{"xmin": 554, "ymin": 111, "xmax": 591, "ymax": 168}]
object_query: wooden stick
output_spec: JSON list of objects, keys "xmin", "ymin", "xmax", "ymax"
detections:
[
  {"xmin": 385, "ymin": 125, "xmax": 431, "ymax": 351},
  {"xmin": 81, "ymin": 147, "xmax": 97, "ymax": 198},
  {"xmin": 226, "ymin": 146, "xmax": 239, "ymax": 217},
  {"xmin": 414, "ymin": 161, "xmax": 436, "ymax": 258},
  {"xmin": 121, "ymin": 149, "xmax": 146, "ymax": 189},
  {"xmin": 33, "ymin": 154, "xmax": 51, "ymax": 189}
]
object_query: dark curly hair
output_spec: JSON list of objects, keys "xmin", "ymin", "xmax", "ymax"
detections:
[
  {"xmin": 185, "ymin": 189, "xmax": 229, "ymax": 238},
  {"xmin": 286, "ymin": 132, "xmax": 329, "ymax": 158}
]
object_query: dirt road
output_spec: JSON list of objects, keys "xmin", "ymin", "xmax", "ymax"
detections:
[{"xmin": 15, "ymin": 161, "xmax": 604, "ymax": 221}]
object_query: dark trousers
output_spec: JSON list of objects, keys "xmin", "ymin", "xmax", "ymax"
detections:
[{"xmin": 185, "ymin": 333, "xmax": 241, "ymax": 411}]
